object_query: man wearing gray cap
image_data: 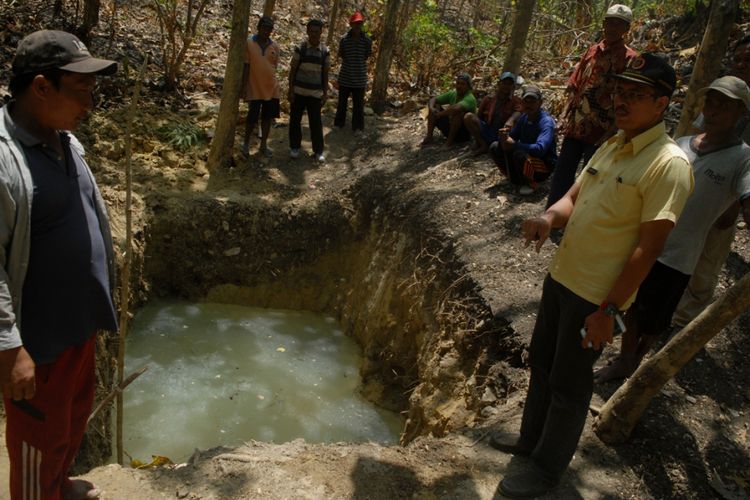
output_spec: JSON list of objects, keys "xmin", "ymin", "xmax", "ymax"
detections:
[
  {"xmin": 596, "ymin": 75, "xmax": 750, "ymax": 382},
  {"xmin": 0, "ymin": 30, "xmax": 118, "ymax": 499},
  {"xmin": 547, "ymin": 4, "xmax": 637, "ymax": 208}
]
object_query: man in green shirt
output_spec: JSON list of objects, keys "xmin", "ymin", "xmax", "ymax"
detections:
[{"xmin": 421, "ymin": 73, "xmax": 477, "ymax": 147}]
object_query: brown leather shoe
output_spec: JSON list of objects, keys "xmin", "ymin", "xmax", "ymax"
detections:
[{"xmin": 488, "ymin": 431, "xmax": 533, "ymax": 457}]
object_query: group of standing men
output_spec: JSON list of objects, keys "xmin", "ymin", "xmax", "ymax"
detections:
[
  {"xmin": 241, "ymin": 13, "xmax": 372, "ymax": 163},
  {"xmin": 476, "ymin": 4, "xmax": 750, "ymax": 498}
]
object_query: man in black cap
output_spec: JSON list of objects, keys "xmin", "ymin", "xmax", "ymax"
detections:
[
  {"xmin": 490, "ymin": 54, "xmax": 693, "ymax": 497},
  {"xmin": 0, "ymin": 30, "xmax": 118, "ymax": 500},
  {"xmin": 489, "ymin": 84, "xmax": 557, "ymax": 195}
]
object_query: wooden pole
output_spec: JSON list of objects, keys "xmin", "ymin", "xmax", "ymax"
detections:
[
  {"xmin": 674, "ymin": 0, "xmax": 738, "ymax": 138},
  {"xmin": 207, "ymin": 0, "xmax": 252, "ymax": 170},
  {"xmin": 594, "ymin": 271, "xmax": 750, "ymax": 444},
  {"xmin": 116, "ymin": 57, "xmax": 148, "ymax": 465}
]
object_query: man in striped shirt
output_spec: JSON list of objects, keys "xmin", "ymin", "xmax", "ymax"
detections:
[
  {"xmin": 334, "ymin": 12, "xmax": 372, "ymax": 134},
  {"xmin": 288, "ymin": 19, "xmax": 330, "ymax": 162}
]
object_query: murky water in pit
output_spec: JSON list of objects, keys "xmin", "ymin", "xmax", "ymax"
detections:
[{"xmin": 119, "ymin": 301, "xmax": 403, "ymax": 462}]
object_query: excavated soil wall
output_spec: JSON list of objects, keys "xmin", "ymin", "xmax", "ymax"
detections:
[{"xmin": 140, "ymin": 176, "xmax": 520, "ymax": 443}]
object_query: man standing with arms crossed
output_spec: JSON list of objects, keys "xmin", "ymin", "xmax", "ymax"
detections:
[
  {"xmin": 672, "ymin": 35, "xmax": 750, "ymax": 328},
  {"xmin": 491, "ymin": 54, "xmax": 693, "ymax": 497},
  {"xmin": 0, "ymin": 30, "xmax": 118, "ymax": 499}
]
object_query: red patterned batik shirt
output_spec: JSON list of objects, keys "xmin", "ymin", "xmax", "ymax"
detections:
[{"xmin": 561, "ymin": 39, "xmax": 638, "ymax": 144}]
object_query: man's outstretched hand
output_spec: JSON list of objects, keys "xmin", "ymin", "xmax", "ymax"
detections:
[{"xmin": 522, "ymin": 215, "xmax": 553, "ymax": 252}]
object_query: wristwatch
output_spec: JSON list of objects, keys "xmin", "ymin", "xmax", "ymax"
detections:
[
  {"xmin": 600, "ymin": 301, "xmax": 619, "ymax": 317},
  {"xmin": 600, "ymin": 301, "xmax": 627, "ymax": 334}
]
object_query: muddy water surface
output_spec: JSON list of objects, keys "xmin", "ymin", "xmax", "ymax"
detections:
[{"xmin": 120, "ymin": 301, "xmax": 402, "ymax": 462}]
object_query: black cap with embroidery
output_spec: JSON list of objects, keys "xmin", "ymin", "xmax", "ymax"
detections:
[
  {"xmin": 614, "ymin": 53, "xmax": 676, "ymax": 96},
  {"xmin": 12, "ymin": 30, "xmax": 118, "ymax": 76}
]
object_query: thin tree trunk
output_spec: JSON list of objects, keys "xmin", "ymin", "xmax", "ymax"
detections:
[
  {"xmin": 116, "ymin": 56, "xmax": 148, "ymax": 465},
  {"xmin": 594, "ymin": 271, "xmax": 750, "ymax": 444},
  {"xmin": 263, "ymin": 0, "xmax": 275, "ymax": 17},
  {"xmin": 74, "ymin": 0, "xmax": 100, "ymax": 44},
  {"xmin": 370, "ymin": 0, "xmax": 402, "ymax": 115},
  {"xmin": 326, "ymin": 0, "xmax": 341, "ymax": 49},
  {"xmin": 674, "ymin": 0, "xmax": 737, "ymax": 138},
  {"xmin": 503, "ymin": 0, "xmax": 536, "ymax": 74},
  {"xmin": 208, "ymin": 0, "xmax": 252, "ymax": 170}
]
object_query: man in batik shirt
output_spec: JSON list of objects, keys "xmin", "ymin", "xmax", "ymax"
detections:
[{"xmin": 546, "ymin": 4, "xmax": 637, "ymax": 207}]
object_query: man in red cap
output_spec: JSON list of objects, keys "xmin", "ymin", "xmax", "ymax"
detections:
[
  {"xmin": 334, "ymin": 12, "xmax": 373, "ymax": 134},
  {"xmin": 0, "ymin": 30, "xmax": 119, "ymax": 499}
]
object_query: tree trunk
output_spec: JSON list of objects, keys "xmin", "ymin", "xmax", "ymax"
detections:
[
  {"xmin": 674, "ymin": 0, "xmax": 738, "ymax": 138},
  {"xmin": 263, "ymin": 0, "xmax": 275, "ymax": 17},
  {"xmin": 370, "ymin": 0, "xmax": 402, "ymax": 115},
  {"xmin": 326, "ymin": 0, "xmax": 341, "ymax": 49},
  {"xmin": 207, "ymin": 0, "xmax": 252, "ymax": 171},
  {"xmin": 594, "ymin": 271, "xmax": 750, "ymax": 444},
  {"xmin": 75, "ymin": 0, "xmax": 100, "ymax": 44},
  {"xmin": 503, "ymin": 0, "xmax": 536, "ymax": 74}
]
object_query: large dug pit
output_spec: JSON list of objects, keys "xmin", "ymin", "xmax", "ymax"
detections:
[{"xmin": 137, "ymin": 176, "xmax": 520, "ymax": 448}]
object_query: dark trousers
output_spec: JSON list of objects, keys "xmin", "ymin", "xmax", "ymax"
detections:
[
  {"xmin": 334, "ymin": 86, "xmax": 365, "ymax": 131},
  {"xmin": 490, "ymin": 145, "xmax": 552, "ymax": 186},
  {"xmin": 518, "ymin": 275, "xmax": 602, "ymax": 482},
  {"xmin": 546, "ymin": 137, "xmax": 598, "ymax": 207},
  {"xmin": 289, "ymin": 94, "xmax": 324, "ymax": 154}
]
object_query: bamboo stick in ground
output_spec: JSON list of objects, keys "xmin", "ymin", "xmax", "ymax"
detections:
[{"xmin": 116, "ymin": 56, "xmax": 148, "ymax": 465}]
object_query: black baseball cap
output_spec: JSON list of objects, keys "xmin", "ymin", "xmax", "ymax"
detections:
[
  {"xmin": 12, "ymin": 30, "xmax": 118, "ymax": 76},
  {"xmin": 258, "ymin": 16, "xmax": 274, "ymax": 29},
  {"xmin": 614, "ymin": 53, "xmax": 676, "ymax": 96}
]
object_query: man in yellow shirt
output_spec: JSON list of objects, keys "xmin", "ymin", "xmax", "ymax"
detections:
[{"xmin": 491, "ymin": 54, "xmax": 694, "ymax": 498}]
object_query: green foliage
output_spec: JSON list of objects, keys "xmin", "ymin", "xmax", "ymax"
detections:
[
  {"xmin": 157, "ymin": 121, "xmax": 207, "ymax": 151},
  {"xmin": 468, "ymin": 27, "xmax": 499, "ymax": 55},
  {"xmin": 401, "ymin": 5, "xmax": 460, "ymax": 88}
]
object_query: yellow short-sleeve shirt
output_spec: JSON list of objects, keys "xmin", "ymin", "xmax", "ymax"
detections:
[{"xmin": 550, "ymin": 121, "xmax": 694, "ymax": 309}]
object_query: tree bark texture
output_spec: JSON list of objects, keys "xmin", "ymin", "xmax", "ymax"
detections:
[
  {"xmin": 674, "ymin": 0, "xmax": 738, "ymax": 138},
  {"xmin": 503, "ymin": 0, "xmax": 536, "ymax": 74},
  {"xmin": 594, "ymin": 271, "xmax": 750, "ymax": 444},
  {"xmin": 263, "ymin": 0, "xmax": 276, "ymax": 17},
  {"xmin": 370, "ymin": 0, "xmax": 402, "ymax": 115},
  {"xmin": 326, "ymin": 0, "xmax": 341, "ymax": 50},
  {"xmin": 208, "ymin": 0, "xmax": 252, "ymax": 171}
]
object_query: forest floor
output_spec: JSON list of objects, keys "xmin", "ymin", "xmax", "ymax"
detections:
[{"xmin": 1, "ymin": 1, "xmax": 750, "ymax": 499}]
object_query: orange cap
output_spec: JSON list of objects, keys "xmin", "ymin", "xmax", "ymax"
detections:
[{"xmin": 350, "ymin": 12, "xmax": 364, "ymax": 24}]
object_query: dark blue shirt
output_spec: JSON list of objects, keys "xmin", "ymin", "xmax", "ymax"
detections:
[
  {"xmin": 20, "ymin": 132, "xmax": 117, "ymax": 364},
  {"xmin": 510, "ymin": 109, "xmax": 558, "ymax": 167}
]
